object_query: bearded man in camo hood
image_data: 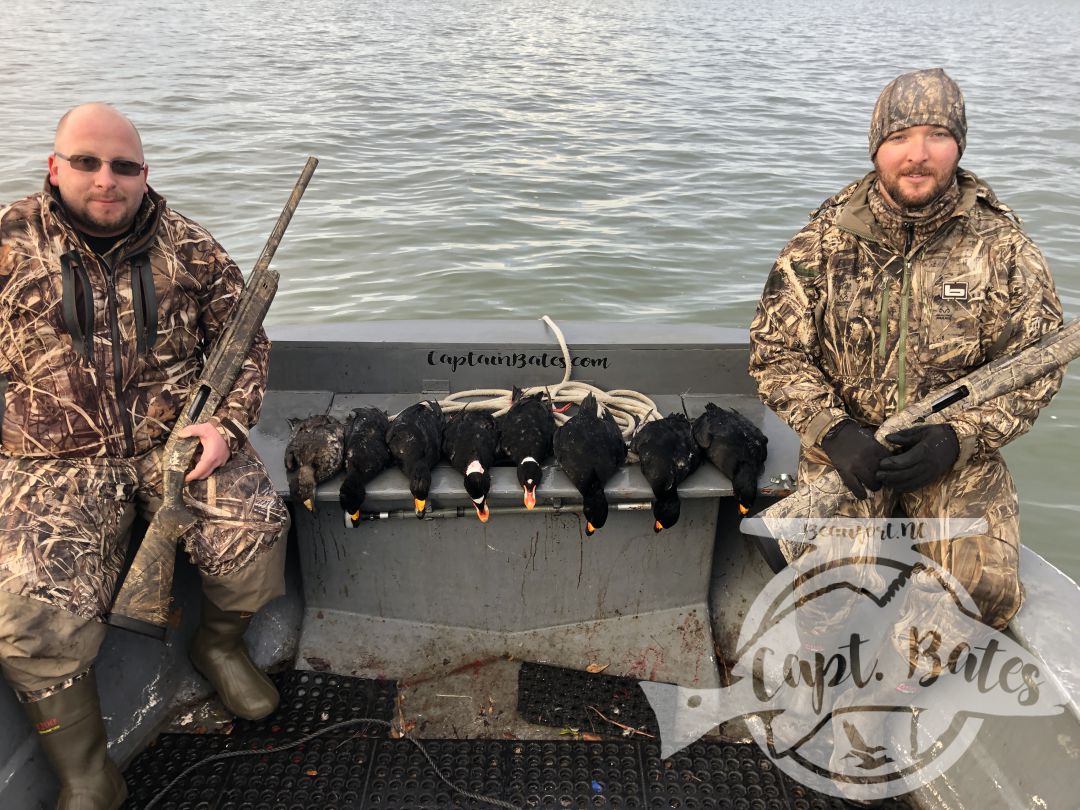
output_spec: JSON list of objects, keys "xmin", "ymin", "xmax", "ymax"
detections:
[{"xmin": 749, "ymin": 68, "xmax": 1062, "ymax": 657}]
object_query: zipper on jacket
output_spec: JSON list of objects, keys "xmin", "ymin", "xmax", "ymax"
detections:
[
  {"xmin": 897, "ymin": 222, "xmax": 915, "ymax": 408},
  {"xmin": 100, "ymin": 256, "xmax": 136, "ymax": 456},
  {"xmin": 877, "ymin": 277, "xmax": 890, "ymax": 359}
]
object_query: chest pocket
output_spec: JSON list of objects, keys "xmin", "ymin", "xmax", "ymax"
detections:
[{"xmin": 922, "ymin": 258, "xmax": 987, "ymax": 375}]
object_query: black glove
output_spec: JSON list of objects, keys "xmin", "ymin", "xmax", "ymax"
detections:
[
  {"xmin": 877, "ymin": 424, "xmax": 960, "ymax": 493},
  {"xmin": 820, "ymin": 420, "xmax": 891, "ymax": 500}
]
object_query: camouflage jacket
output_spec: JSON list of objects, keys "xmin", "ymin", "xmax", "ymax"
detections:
[
  {"xmin": 749, "ymin": 169, "xmax": 1063, "ymax": 467},
  {"xmin": 0, "ymin": 181, "xmax": 270, "ymax": 459}
]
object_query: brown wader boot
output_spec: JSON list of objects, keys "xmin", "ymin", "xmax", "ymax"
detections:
[
  {"xmin": 189, "ymin": 595, "xmax": 279, "ymax": 720},
  {"xmin": 21, "ymin": 672, "xmax": 127, "ymax": 810}
]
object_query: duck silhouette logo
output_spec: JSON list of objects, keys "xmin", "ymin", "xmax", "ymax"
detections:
[{"xmin": 640, "ymin": 517, "xmax": 1068, "ymax": 803}]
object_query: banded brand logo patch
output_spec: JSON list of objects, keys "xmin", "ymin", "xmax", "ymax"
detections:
[
  {"xmin": 35, "ymin": 717, "xmax": 61, "ymax": 734},
  {"xmin": 942, "ymin": 282, "xmax": 968, "ymax": 300}
]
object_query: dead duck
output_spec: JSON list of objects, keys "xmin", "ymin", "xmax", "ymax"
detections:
[
  {"xmin": 631, "ymin": 413, "xmax": 700, "ymax": 532},
  {"xmin": 339, "ymin": 406, "xmax": 392, "ymax": 526},
  {"xmin": 497, "ymin": 387, "xmax": 556, "ymax": 509},
  {"xmin": 691, "ymin": 403, "xmax": 768, "ymax": 515},
  {"xmin": 443, "ymin": 408, "xmax": 499, "ymax": 523},
  {"xmin": 386, "ymin": 400, "xmax": 445, "ymax": 517},
  {"xmin": 284, "ymin": 414, "xmax": 346, "ymax": 511},
  {"xmin": 553, "ymin": 393, "xmax": 627, "ymax": 536}
]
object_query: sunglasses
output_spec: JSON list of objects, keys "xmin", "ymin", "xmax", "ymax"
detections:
[{"xmin": 54, "ymin": 151, "xmax": 145, "ymax": 177}]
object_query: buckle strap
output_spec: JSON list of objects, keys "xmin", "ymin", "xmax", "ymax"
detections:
[
  {"xmin": 59, "ymin": 251, "xmax": 94, "ymax": 365},
  {"xmin": 129, "ymin": 253, "xmax": 157, "ymax": 355}
]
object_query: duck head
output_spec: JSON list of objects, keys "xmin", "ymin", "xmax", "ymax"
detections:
[
  {"xmin": 290, "ymin": 466, "xmax": 317, "ymax": 512},
  {"xmin": 733, "ymin": 464, "xmax": 758, "ymax": 515},
  {"xmin": 465, "ymin": 459, "xmax": 491, "ymax": 523},
  {"xmin": 339, "ymin": 470, "xmax": 366, "ymax": 527},
  {"xmin": 582, "ymin": 489, "xmax": 609, "ymax": 536},
  {"xmin": 410, "ymin": 464, "xmax": 432, "ymax": 517},
  {"xmin": 517, "ymin": 456, "xmax": 542, "ymax": 509},
  {"xmin": 652, "ymin": 493, "xmax": 681, "ymax": 533}
]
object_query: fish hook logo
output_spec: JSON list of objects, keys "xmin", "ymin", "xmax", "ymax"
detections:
[{"xmin": 639, "ymin": 517, "xmax": 1068, "ymax": 803}]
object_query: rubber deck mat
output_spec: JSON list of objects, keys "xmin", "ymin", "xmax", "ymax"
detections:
[
  {"xmin": 122, "ymin": 669, "xmax": 397, "ymax": 809},
  {"xmin": 517, "ymin": 660, "xmax": 660, "ymax": 737},
  {"xmin": 515, "ymin": 662, "xmax": 911, "ymax": 810},
  {"xmin": 122, "ymin": 667, "xmax": 906, "ymax": 809}
]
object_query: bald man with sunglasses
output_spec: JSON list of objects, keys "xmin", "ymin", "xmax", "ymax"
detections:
[{"xmin": 0, "ymin": 103, "xmax": 290, "ymax": 809}]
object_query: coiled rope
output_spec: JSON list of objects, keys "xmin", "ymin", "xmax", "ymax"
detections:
[{"xmin": 429, "ymin": 315, "xmax": 660, "ymax": 440}]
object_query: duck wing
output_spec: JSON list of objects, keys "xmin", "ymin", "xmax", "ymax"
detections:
[
  {"xmin": 387, "ymin": 402, "xmax": 444, "ymax": 474},
  {"xmin": 343, "ymin": 407, "xmax": 392, "ymax": 481},
  {"xmin": 633, "ymin": 413, "xmax": 697, "ymax": 496},
  {"xmin": 554, "ymin": 394, "xmax": 626, "ymax": 492},
  {"xmin": 499, "ymin": 390, "xmax": 555, "ymax": 464},
  {"xmin": 444, "ymin": 410, "xmax": 499, "ymax": 473},
  {"xmin": 285, "ymin": 414, "xmax": 346, "ymax": 482}
]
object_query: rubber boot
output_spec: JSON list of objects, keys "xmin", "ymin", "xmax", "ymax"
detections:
[
  {"xmin": 189, "ymin": 595, "xmax": 279, "ymax": 720},
  {"xmin": 21, "ymin": 672, "xmax": 128, "ymax": 810}
]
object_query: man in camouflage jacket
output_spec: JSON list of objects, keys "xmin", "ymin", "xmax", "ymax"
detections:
[
  {"xmin": 749, "ymin": 70, "xmax": 1062, "ymax": 643},
  {"xmin": 0, "ymin": 103, "xmax": 290, "ymax": 809}
]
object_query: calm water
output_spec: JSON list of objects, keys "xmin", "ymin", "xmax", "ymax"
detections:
[{"xmin": 3, "ymin": 0, "xmax": 1080, "ymax": 581}]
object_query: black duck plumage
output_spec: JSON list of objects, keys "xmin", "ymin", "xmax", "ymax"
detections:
[
  {"xmin": 386, "ymin": 401, "xmax": 445, "ymax": 517},
  {"xmin": 284, "ymin": 414, "xmax": 346, "ymax": 511},
  {"xmin": 339, "ymin": 406, "xmax": 392, "ymax": 525},
  {"xmin": 553, "ymin": 393, "xmax": 627, "ymax": 535},
  {"xmin": 631, "ymin": 413, "xmax": 700, "ymax": 532},
  {"xmin": 691, "ymin": 403, "xmax": 768, "ymax": 514},
  {"xmin": 497, "ymin": 387, "xmax": 556, "ymax": 509},
  {"xmin": 443, "ymin": 408, "xmax": 500, "ymax": 522}
]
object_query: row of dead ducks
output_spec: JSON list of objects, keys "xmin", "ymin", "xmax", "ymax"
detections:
[{"xmin": 284, "ymin": 389, "xmax": 767, "ymax": 534}]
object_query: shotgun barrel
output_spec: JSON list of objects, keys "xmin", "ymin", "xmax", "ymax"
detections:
[{"xmin": 107, "ymin": 157, "xmax": 318, "ymax": 638}]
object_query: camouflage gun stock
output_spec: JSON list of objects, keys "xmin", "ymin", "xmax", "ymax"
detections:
[
  {"xmin": 746, "ymin": 317, "xmax": 1080, "ymax": 542},
  {"xmin": 108, "ymin": 157, "xmax": 318, "ymax": 638}
]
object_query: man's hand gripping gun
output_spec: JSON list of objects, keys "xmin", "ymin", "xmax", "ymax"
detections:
[{"xmin": 745, "ymin": 317, "xmax": 1080, "ymax": 538}]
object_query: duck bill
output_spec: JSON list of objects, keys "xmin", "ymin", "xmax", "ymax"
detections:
[
  {"xmin": 303, "ymin": 497, "xmax": 314, "ymax": 512},
  {"xmin": 523, "ymin": 486, "xmax": 536, "ymax": 510},
  {"xmin": 414, "ymin": 498, "xmax": 427, "ymax": 517},
  {"xmin": 349, "ymin": 510, "xmax": 361, "ymax": 528},
  {"xmin": 474, "ymin": 502, "xmax": 490, "ymax": 523},
  {"xmin": 654, "ymin": 520, "xmax": 664, "ymax": 533},
  {"xmin": 738, "ymin": 503, "xmax": 749, "ymax": 516},
  {"xmin": 586, "ymin": 521, "xmax": 596, "ymax": 536}
]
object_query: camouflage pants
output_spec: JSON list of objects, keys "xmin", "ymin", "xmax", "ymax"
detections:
[
  {"xmin": 793, "ymin": 445, "xmax": 1022, "ymax": 634},
  {"xmin": 0, "ymin": 445, "xmax": 289, "ymax": 697}
]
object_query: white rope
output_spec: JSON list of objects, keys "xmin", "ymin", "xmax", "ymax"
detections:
[{"xmin": 432, "ymin": 316, "xmax": 660, "ymax": 440}]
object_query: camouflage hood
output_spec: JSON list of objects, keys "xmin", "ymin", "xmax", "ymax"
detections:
[
  {"xmin": 0, "ymin": 182, "xmax": 269, "ymax": 459},
  {"xmin": 868, "ymin": 68, "xmax": 967, "ymax": 158}
]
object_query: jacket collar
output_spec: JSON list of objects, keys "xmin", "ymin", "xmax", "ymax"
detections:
[
  {"xmin": 835, "ymin": 168, "xmax": 982, "ymax": 243},
  {"xmin": 42, "ymin": 177, "xmax": 167, "ymax": 260}
]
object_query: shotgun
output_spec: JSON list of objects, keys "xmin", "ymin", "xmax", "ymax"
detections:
[
  {"xmin": 108, "ymin": 157, "xmax": 318, "ymax": 638},
  {"xmin": 744, "ymin": 317, "xmax": 1080, "ymax": 545}
]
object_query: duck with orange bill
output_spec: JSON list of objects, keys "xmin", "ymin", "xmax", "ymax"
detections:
[
  {"xmin": 553, "ymin": 393, "xmax": 627, "ymax": 535},
  {"xmin": 497, "ymin": 387, "xmax": 556, "ymax": 509},
  {"xmin": 691, "ymin": 403, "xmax": 768, "ymax": 515},
  {"xmin": 284, "ymin": 413, "xmax": 346, "ymax": 512},
  {"xmin": 631, "ymin": 412, "xmax": 700, "ymax": 532},
  {"xmin": 443, "ymin": 408, "xmax": 500, "ymax": 522},
  {"xmin": 386, "ymin": 400, "xmax": 445, "ymax": 517},
  {"xmin": 338, "ymin": 406, "xmax": 392, "ymax": 526}
]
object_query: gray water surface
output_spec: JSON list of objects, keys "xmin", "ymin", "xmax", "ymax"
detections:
[{"xmin": 3, "ymin": 0, "xmax": 1079, "ymax": 581}]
